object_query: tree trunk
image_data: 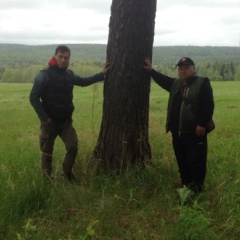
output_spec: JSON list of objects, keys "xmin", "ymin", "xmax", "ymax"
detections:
[{"xmin": 93, "ymin": 0, "xmax": 156, "ymax": 171}]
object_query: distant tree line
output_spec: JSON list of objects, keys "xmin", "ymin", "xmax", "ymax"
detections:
[
  {"xmin": 0, "ymin": 61, "xmax": 103, "ymax": 83},
  {"xmin": 0, "ymin": 44, "xmax": 240, "ymax": 82},
  {"xmin": 154, "ymin": 61, "xmax": 240, "ymax": 81}
]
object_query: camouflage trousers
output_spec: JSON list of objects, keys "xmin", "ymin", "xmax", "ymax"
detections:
[{"xmin": 39, "ymin": 119, "xmax": 78, "ymax": 177}]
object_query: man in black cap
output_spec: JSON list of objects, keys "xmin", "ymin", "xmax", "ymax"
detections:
[{"xmin": 144, "ymin": 57, "xmax": 214, "ymax": 194}]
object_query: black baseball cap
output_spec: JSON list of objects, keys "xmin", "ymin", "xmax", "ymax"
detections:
[{"xmin": 176, "ymin": 57, "xmax": 195, "ymax": 67}]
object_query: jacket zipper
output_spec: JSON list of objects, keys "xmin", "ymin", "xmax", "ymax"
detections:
[{"xmin": 179, "ymin": 86, "xmax": 189, "ymax": 132}]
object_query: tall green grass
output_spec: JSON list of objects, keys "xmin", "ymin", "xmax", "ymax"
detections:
[{"xmin": 0, "ymin": 82, "xmax": 239, "ymax": 239}]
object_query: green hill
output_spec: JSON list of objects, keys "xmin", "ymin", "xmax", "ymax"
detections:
[
  {"xmin": 1, "ymin": 43, "xmax": 239, "ymax": 67},
  {"xmin": 0, "ymin": 44, "xmax": 240, "ymax": 82}
]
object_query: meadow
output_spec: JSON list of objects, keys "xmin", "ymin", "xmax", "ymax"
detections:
[{"xmin": 0, "ymin": 81, "xmax": 239, "ymax": 239}]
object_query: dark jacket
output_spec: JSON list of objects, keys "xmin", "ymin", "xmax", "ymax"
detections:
[
  {"xmin": 149, "ymin": 69, "xmax": 214, "ymax": 133},
  {"xmin": 30, "ymin": 66, "xmax": 104, "ymax": 122}
]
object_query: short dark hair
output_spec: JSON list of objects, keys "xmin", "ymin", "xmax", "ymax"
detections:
[{"xmin": 55, "ymin": 45, "xmax": 71, "ymax": 55}]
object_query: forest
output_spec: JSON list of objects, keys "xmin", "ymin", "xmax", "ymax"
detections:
[{"xmin": 0, "ymin": 43, "xmax": 240, "ymax": 83}]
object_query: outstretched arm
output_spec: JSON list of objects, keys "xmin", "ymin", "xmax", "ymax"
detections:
[
  {"xmin": 74, "ymin": 60, "xmax": 110, "ymax": 86},
  {"xmin": 102, "ymin": 60, "xmax": 110, "ymax": 75},
  {"xmin": 143, "ymin": 57, "xmax": 153, "ymax": 71},
  {"xmin": 143, "ymin": 57, "xmax": 175, "ymax": 91}
]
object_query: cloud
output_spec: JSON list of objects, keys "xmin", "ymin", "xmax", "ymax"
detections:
[
  {"xmin": 154, "ymin": 2, "xmax": 240, "ymax": 46},
  {"xmin": 158, "ymin": 0, "xmax": 239, "ymax": 8},
  {"xmin": 1, "ymin": 0, "xmax": 41, "ymax": 10},
  {"xmin": 0, "ymin": 0, "xmax": 239, "ymax": 46}
]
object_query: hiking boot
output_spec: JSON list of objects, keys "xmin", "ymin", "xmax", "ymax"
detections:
[
  {"xmin": 62, "ymin": 172, "xmax": 80, "ymax": 185},
  {"xmin": 187, "ymin": 183, "xmax": 205, "ymax": 195}
]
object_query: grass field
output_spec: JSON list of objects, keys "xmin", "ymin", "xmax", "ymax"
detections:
[{"xmin": 0, "ymin": 81, "xmax": 240, "ymax": 240}]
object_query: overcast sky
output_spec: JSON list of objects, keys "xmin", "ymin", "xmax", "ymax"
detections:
[{"xmin": 0, "ymin": 0, "xmax": 239, "ymax": 46}]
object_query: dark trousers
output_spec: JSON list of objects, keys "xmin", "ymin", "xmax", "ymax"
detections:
[
  {"xmin": 39, "ymin": 119, "xmax": 78, "ymax": 177},
  {"xmin": 172, "ymin": 133, "xmax": 207, "ymax": 192}
]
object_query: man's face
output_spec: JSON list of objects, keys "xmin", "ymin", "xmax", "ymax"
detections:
[
  {"xmin": 178, "ymin": 65, "xmax": 195, "ymax": 82},
  {"xmin": 54, "ymin": 50, "xmax": 70, "ymax": 68}
]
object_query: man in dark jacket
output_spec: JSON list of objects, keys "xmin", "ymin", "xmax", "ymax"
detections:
[
  {"xmin": 144, "ymin": 57, "xmax": 214, "ymax": 193},
  {"xmin": 30, "ymin": 45, "xmax": 109, "ymax": 183}
]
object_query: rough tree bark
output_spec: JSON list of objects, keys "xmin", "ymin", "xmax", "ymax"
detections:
[{"xmin": 93, "ymin": 0, "xmax": 157, "ymax": 171}]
